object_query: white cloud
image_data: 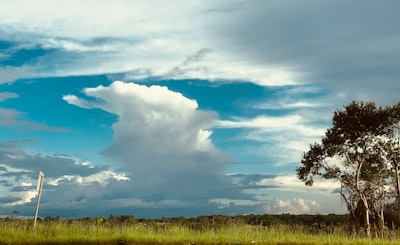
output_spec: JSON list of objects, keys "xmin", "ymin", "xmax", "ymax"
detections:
[
  {"xmin": 257, "ymin": 175, "xmax": 340, "ymax": 194},
  {"xmin": 0, "ymin": 1, "xmax": 301, "ymax": 86},
  {"xmin": 21, "ymin": 182, "xmax": 32, "ymax": 187},
  {"xmin": 265, "ymin": 198, "xmax": 320, "ymax": 214},
  {"xmin": 48, "ymin": 171, "xmax": 129, "ymax": 187},
  {"xmin": 217, "ymin": 115, "xmax": 323, "ymax": 136},
  {"xmin": 2, "ymin": 189, "xmax": 37, "ymax": 207},
  {"xmin": 0, "ymin": 92, "xmax": 18, "ymax": 101},
  {"xmin": 62, "ymin": 95, "xmax": 94, "ymax": 109},
  {"xmin": 41, "ymin": 38, "xmax": 117, "ymax": 52},
  {"xmin": 63, "ymin": 81, "xmax": 242, "ymax": 205},
  {"xmin": 209, "ymin": 198, "xmax": 265, "ymax": 209},
  {"xmin": 0, "ymin": 1, "xmax": 202, "ymax": 38},
  {"xmin": 216, "ymin": 114, "xmax": 326, "ymax": 165}
]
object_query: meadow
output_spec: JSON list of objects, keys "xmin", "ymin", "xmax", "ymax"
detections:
[{"xmin": 1, "ymin": 214, "xmax": 400, "ymax": 245}]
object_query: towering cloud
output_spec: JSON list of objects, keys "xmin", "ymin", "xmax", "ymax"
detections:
[{"xmin": 63, "ymin": 81, "xmax": 239, "ymax": 204}]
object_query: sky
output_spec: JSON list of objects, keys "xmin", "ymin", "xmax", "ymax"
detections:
[{"xmin": 0, "ymin": 0, "xmax": 399, "ymax": 218}]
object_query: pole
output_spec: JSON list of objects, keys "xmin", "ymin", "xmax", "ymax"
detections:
[{"xmin": 34, "ymin": 171, "xmax": 44, "ymax": 229}]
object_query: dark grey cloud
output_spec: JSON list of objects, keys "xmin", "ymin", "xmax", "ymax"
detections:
[
  {"xmin": 202, "ymin": 0, "xmax": 257, "ymax": 14},
  {"xmin": 207, "ymin": 0, "xmax": 400, "ymax": 105},
  {"xmin": 0, "ymin": 105, "xmax": 69, "ymax": 132},
  {"xmin": 0, "ymin": 180, "xmax": 13, "ymax": 187},
  {"xmin": 165, "ymin": 48, "xmax": 213, "ymax": 79},
  {"xmin": 9, "ymin": 186, "xmax": 32, "ymax": 192},
  {"xmin": 0, "ymin": 140, "xmax": 132, "ymax": 217},
  {"xmin": 0, "ymin": 196, "xmax": 21, "ymax": 203},
  {"xmin": 0, "ymin": 141, "xmax": 107, "ymax": 179}
]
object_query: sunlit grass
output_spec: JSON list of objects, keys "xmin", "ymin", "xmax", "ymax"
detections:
[{"xmin": 1, "ymin": 219, "xmax": 400, "ymax": 244}]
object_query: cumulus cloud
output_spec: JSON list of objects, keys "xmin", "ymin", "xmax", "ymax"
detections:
[
  {"xmin": 63, "ymin": 81, "xmax": 251, "ymax": 213},
  {"xmin": 248, "ymin": 174, "xmax": 346, "ymax": 214},
  {"xmin": 209, "ymin": 174, "xmax": 344, "ymax": 215},
  {"xmin": 265, "ymin": 198, "xmax": 320, "ymax": 214}
]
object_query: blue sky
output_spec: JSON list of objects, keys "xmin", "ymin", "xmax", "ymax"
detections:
[{"xmin": 0, "ymin": 0, "xmax": 400, "ymax": 218}]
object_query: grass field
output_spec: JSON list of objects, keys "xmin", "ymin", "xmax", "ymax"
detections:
[{"xmin": 1, "ymin": 217, "xmax": 400, "ymax": 245}]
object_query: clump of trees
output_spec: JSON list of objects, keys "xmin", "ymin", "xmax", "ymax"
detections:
[{"xmin": 297, "ymin": 101, "xmax": 400, "ymax": 237}]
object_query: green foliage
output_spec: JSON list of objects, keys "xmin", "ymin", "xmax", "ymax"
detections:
[{"xmin": 296, "ymin": 100, "xmax": 400, "ymax": 234}]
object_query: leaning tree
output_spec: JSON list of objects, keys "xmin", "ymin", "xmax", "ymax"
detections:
[{"xmin": 296, "ymin": 101, "xmax": 400, "ymax": 237}]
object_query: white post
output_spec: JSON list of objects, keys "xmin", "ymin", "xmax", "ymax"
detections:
[{"xmin": 34, "ymin": 171, "xmax": 44, "ymax": 229}]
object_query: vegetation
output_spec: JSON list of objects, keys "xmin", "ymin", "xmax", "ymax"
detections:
[
  {"xmin": 297, "ymin": 101, "xmax": 400, "ymax": 237},
  {"xmin": 2, "ymin": 214, "xmax": 400, "ymax": 244}
]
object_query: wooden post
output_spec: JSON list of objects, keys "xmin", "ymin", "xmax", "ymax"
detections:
[{"xmin": 34, "ymin": 171, "xmax": 44, "ymax": 229}]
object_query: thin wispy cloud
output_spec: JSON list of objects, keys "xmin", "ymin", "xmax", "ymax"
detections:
[
  {"xmin": 0, "ymin": 1, "xmax": 302, "ymax": 86},
  {"xmin": 0, "ymin": 92, "xmax": 18, "ymax": 101}
]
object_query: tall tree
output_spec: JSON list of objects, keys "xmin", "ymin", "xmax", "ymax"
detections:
[{"xmin": 296, "ymin": 101, "xmax": 400, "ymax": 237}]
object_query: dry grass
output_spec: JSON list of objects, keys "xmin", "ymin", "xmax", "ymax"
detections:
[{"xmin": 1, "ymin": 219, "xmax": 400, "ymax": 244}]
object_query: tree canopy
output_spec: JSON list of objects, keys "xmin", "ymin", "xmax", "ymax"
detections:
[{"xmin": 296, "ymin": 101, "xmax": 400, "ymax": 237}]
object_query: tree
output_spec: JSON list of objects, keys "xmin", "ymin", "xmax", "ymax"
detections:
[{"xmin": 296, "ymin": 101, "xmax": 400, "ymax": 237}]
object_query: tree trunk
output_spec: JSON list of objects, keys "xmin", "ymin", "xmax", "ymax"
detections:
[
  {"xmin": 363, "ymin": 198, "xmax": 371, "ymax": 238},
  {"xmin": 395, "ymin": 163, "xmax": 400, "ymax": 210},
  {"xmin": 356, "ymin": 161, "xmax": 371, "ymax": 238},
  {"xmin": 379, "ymin": 207, "xmax": 384, "ymax": 238},
  {"xmin": 394, "ymin": 125, "xmax": 400, "ymax": 210}
]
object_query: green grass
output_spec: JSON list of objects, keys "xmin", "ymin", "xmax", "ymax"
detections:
[{"xmin": 1, "ymin": 219, "xmax": 400, "ymax": 245}]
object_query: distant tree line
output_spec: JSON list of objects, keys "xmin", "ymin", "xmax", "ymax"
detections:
[{"xmin": 9, "ymin": 213, "xmax": 349, "ymax": 228}]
